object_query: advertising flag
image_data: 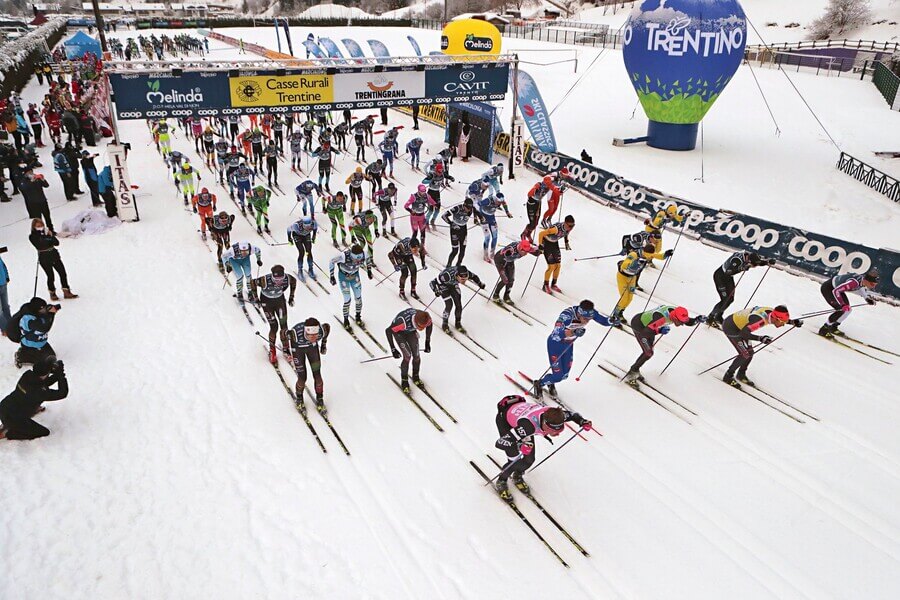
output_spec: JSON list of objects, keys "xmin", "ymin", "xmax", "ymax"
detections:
[{"xmin": 515, "ymin": 70, "xmax": 556, "ymax": 153}]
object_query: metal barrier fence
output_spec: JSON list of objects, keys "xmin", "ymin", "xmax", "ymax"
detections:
[
  {"xmin": 412, "ymin": 19, "xmax": 625, "ymax": 49},
  {"xmin": 748, "ymin": 39, "xmax": 900, "ymax": 53},
  {"xmin": 871, "ymin": 61, "xmax": 900, "ymax": 108},
  {"xmin": 837, "ymin": 152, "xmax": 900, "ymax": 204}
]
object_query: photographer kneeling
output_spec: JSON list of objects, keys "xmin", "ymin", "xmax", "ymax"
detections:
[{"xmin": 0, "ymin": 355, "xmax": 69, "ymax": 440}]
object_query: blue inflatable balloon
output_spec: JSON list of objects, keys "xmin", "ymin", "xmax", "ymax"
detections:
[{"xmin": 623, "ymin": 0, "xmax": 747, "ymax": 150}]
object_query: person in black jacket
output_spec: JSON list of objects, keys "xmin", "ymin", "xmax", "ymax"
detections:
[
  {"xmin": 0, "ymin": 355, "xmax": 69, "ymax": 440},
  {"xmin": 29, "ymin": 219, "xmax": 78, "ymax": 301},
  {"xmin": 707, "ymin": 251, "xmax": 773, "ymax": 327},
  {"xmin": 14, "ymin": 297, "xmax": 59, "ymax": 367},
  {"xmin": 63, "ymin": 142, "xmax": 85, "ymax": 194},
  {"xmin": 19, "ymin": 167, "xmax": 54, "ymax": 233}
]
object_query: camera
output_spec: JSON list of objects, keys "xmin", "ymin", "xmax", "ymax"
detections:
[{"xmin": 0, "ymin": 246, "xmax": 7, "ymax": 254}]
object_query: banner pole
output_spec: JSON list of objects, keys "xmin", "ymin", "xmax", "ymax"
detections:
[{"xmin": 508, "ymin": 54, "xmax": 519, "ymax": 182}]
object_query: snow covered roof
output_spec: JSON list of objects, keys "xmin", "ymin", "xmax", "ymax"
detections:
[
  {"xmin": 170, "ymin": 3, "xmax": 209, "ymax": 9},
  {"xmin": 79, "ymin": 2, "xmax": 129, "ymax": 10},
  {"xmin": 131, "ymin": 3, "xmax": 167, "ymax": 10},
  {"xmin": 451, "ymin": 12, "xmax": 511, "ymax": 24},
  {"xmin": 296, "ymin": 3, "xmax": 375, "ymax": 19}
]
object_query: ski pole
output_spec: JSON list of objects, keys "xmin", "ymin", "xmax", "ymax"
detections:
[
  {"xmin": 374, "ymin": 269, "xmax": 395, "ymax": 287},
  {"xmin": 697, "ymin": 325, "xmax": 797, "ymax": 375},
  {"xmin": 269, "ymin": 242, "xmax": 291, "ymax": 247},
  {"xmin": 798, "ymin": 303, "xmax": 867, "ymax": 320},
  {"xmin": 313, "ymin": 259, "xmax": 329, "ymax": 278},
  {"xmin": 640, "ymin": 219, "xmax": 688, "ymax": 313},
  {"xmin": 359, "ymin": 354, "xmax": 393, "ymax": 363},
  {"xmin": 742, "ymin": 265, "xmax": 771, "ymax": 309},
  {"xmin": 33, "ymin": 258, "xmax": 39, "ymax": 297},
  {"xmin": 528, "ymin": 427, "xmax": 585, "ymax": 474},
  {"xmin": 574, "ymin": 327, "xmax": 614, "ymax": 381},
  {"xmin": 574, "ymin": 253, "xmax": 620, "ymax": 261},
  {"xmin": 461, "ymin": 286, "xmax": 481, "ymax": 311},
  {"xmin": 520, "ymin": 254, "xmax": 541, "ymax": 299},
  {"xmin": 254, "ymin": 331, "xmax": 288, "ymax": 352},
  {"xmin": 486, "ymin": 275, "xmax": 502, "ymax": 304},
  {"xmin": 483, "ymin": 452, "xmax": 525, "ymax": 486},
  {"xmin": 660, "ymin": 322, "xmax": 701, "ymax": 375}
]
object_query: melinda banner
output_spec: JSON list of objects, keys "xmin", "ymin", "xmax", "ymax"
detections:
[
  {"xmin": 522, "ymin": 146, "xmax": 900, "ymax": 301},
  {"xmin": 109, "ymin": 63, "xmax": 509, "ymax": 119}
]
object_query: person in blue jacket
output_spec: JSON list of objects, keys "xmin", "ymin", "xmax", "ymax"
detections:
[
  {"xmin": 15, "ymin": 297, "xmax": 59, "ymax": 368},
  {"xmin": 0, "ymin": 254, "xmax": 10, "ymax": 333}
]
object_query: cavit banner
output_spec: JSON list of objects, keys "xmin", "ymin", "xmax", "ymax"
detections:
[
  {"xmin": 514, "ymin": 69, "xmax": 556, "ymax": 153},
  {"xmin": 109, "ymin": 65, "xmax": 508, "ymax": 119},
  {"xmin": 523, "ymin": 147, "xmax": 900, "ymax": 301}
]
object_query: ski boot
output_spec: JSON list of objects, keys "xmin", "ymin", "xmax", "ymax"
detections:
[
  {"xmin": 49, "ymin": 290, "xmax": 59, "ymax": 301},
  {"xmin": 184, "ymin": 197, "xmax": 189, "ymax": 206},
  {"xmin": 308, "ymin": 266, "xmax": 316, "ymax": 280},
  {"xmin": 332, "ymin": 238, "xmax": 339, "ymax": 249},
  {"xmin": 201, "ymin": 231, "xmax": 207, "ymax": 241},
  {"xmin": 257, "ymin": 225, "xmax": 263, "ymax": 234},
  {"xmin": 623, "ymin": 368, "xmax": 644, "ymax": 386},
  {"xmin": 399, "ymin": 289, "xmax": 407, "ymax": 301},
  {"xmin": 315, "ymin": 394, "xmax": 327, "ymax": 416},
  {"xmin": 503, "ymin": 294, "xmax": 514, "ymax": 305},
  {"xmin": 382, "ymin": 228, "xmax": 387, "ymax": 238},
  {"xmin": 297, "ymin": 268, "xmax": 306, "ymax": 282},
  {"xmin": 268, "ymin": 344, "xmax": 277, "ymax": 365},
  {"xmin": 248, "ymin": 205, "xmax": 255, "ymax": 215},
  {"xmin": 412, "ymin": 375, "xmax": 424, "ymax": 389},
  {"xmin": 550, "ymin": 283, "xmax": 562, "ymax": 293},
  {"xmin": 531, "ymin": 379, "xmax": 544, "ymax": 400},
  {"xmin": 831, "ymin": 326, "xmax": 846, "ymax": 338},
  {"xmin": 264, "ymin": 225, "xmax": 271, "ymax": 234},
  {"xmin": 547, "ymin": 383, "xmax": 558, "ymax": 399},
  {"xmin": 235, "ymin": 290, "xmax": 244, "ymax": 303},
  {"xmin": 818, "ymin": 323, "xmax": 835, "ymax": 338},
  {"xmin": 542, "ymin": 282, "xmax": 552, "ymax": 294},
  {"xmin": 355, "ymin": 313, "xmax": 363, "ymax": 327},
  {"xmin": 723, "ymin": 372, "xmax": 741, "ymax": 389},
  {"xmin": 343, "ymin": 316, "xmax": 351, "ymax": 330},
  {"xmin": 511, "ymin": 471, "xmax": 530, "ymax": 494},
  {"xmin": 14, "ymin": 349, "xmax": 22, "ymax": 369},
  {"xmin": 400, "ymin": 377, "xmax": 411, "ymax": 394},
  {"xmin": 455, "ymin": 321, "xmax": 466, "ymax": 334},
  {"xmin": 442, "ymin": 321, "xmax": 451, "ymax": 334},
  {"xmin": 494, "ymin": 478, "xmax": 513, "ymax": 502},
  {"xmin": 491, "ymin": 291, "xmax": 501, "ymax": 303},
  {"xmin": 610, "ymin": 309, "xmax": 625, "ymax": 329},
  {"xmin": 240, "ymin": 207, "xmax": 246, "ymax": 216},
  {"xmin": 390, "ymin": 227, "xmax": 396, "ymax": 236},
  {"xmin": 410, "ymin": 289, "xmax": 419, "ymax": 300},
  {"xmin": 736, "ymin": 372, "xmax": 755, "ymax": 387},
  {"xmin": 483, "ymin": 249, "xmax": 490, "ymax": 263}
]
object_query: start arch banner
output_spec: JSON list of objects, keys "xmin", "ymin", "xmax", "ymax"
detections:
[{"xmin": 109, "ymin": 62, "xmax": 509, "ymax": 119}]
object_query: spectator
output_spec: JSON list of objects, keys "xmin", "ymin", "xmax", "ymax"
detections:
[
  {"xmin": 52, "ymin": 144, "xmax": 77, "ymax": 200},
  {"xmin": 0, "ymin": 355, "xmax": 69, "ymax": 441},
  {"xmin": 80, "ymin": 150, "xmax": 101, "ymax": 206},
  {"xmin": 13, "ymin": 297, "xmax": 59, "ymax": 367},
  {"xmin": 63, "ymin": 142, "xmax": 85, "ymax": 194},
  {"xmin": 98, "ymin": 164, "xmax": 117, "ymax": 218},
  {"xmin": 19, "ymin": 166, "xmax": 54, "ymax": 232},
  {"xmin": 412, "ymin": 104, "xmax": 420, "ymax": 130},
  {"xmin": 15, "ymin": 109, "xmax": 31, "ymax": 148},
  {"xmin": 30, "ymin": 218, "xmax": 78, "ymax": 301},
  {"xmin": 61, "ymin": 110, "xmax": 80, "ymax": 145},
  {"xmin": 26, "ymin": 104, "xmax": 44, "ymax": 148},
  {"xmin": 580, "ymin": 149, "xmax": 593, "ymax": 164},
  {"xmin": 78, "ymin": 110, "xmax": 96, "ymax": 147},
  {"xmin": 0, "ymin": 251, "xmax": 9, "ymax": 333},
  {"xmin": 458, "ymin": 122, "xmax": 472, "ymax": 162}
]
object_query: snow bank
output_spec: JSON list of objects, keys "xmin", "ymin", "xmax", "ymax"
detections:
[
  {"xmin": 57, "ymin": 209, "xmax": 122, "ymax": 238},
  {"xmin": 296, "ymin": 3, "xmax": 376, "ymax": 20}
]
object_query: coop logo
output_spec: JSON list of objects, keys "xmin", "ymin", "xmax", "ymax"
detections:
[
  {"xmin": 711, "ymin": 217, "xmax": 779, "ymax": 251},
  {"xmin": 145, "ymin": 80, "xmax": 205, "ymax": 105},
  {"xmin": 463, "ymin": 34, "xmax": 494, "ymax": 52},
  {"xmin": 788, "ymin": 236, "xmax": 872, "ymax": 275},
  {"xmin": 443, "ymin": 70, "xmax": 488, "ymax": 93},
  {"xmin": 624, "ymin": 16, "xmax": 745, "ymax": 57}
]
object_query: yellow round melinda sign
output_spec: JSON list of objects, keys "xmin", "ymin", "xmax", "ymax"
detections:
[{"xmin": 441, "ymin": 19, "xmax": 502, "ymax": 55}]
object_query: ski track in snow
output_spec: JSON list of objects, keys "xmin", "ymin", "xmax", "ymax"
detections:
[{"xmin": 1, "ymin": 25, "xmax": 899, "ymax": 599}]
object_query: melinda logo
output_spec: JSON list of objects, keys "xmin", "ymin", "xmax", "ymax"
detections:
[
  {"xmin": 145, "ymin": 80, "xmax": 205, "ymax": 104},
  {"xmin": 463, "ymin": 34, "xmax": 493, "ymax": 52}
]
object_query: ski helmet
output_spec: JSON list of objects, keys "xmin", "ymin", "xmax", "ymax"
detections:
[
  {"xmin": 496, "ymin": 192, "xmax": 505, "ymax": 200},
  {"xmin": 517, "ymin": 238, "xmax": 533, "ymax": 253},
  {"xmin": 770, "ymin": 305, "xmax": 790, "ymax": 324},
  {"xmin": 456, "ymin": 265, "xmax": 470, "ymax": 279},
  {"xmin": 413, "ymin": 310, "xmax": 432, "ymax": 330},
  {"xmin": 576, "ymin": 299, "xmax": 595, "ymax": 320},
  {"xmin": 409, "ymin": 237, "xmax": 421, "ymax": 248},
  {"xmin": 463, "ymin": 197, "xmax": 474, "ymax": 208},
  {"xmin": 301, "ymin": 216, "xmax": 312, "ymax": 226},
  {"xmin": 417, "ymin": 184, "xmax": 427, "ymax": 194},
  {"xmin": 304, "ymin": 317, "xmax": 321, "ymax": 340},
  {"xmin": 33, "ymin": 354, "xmax": 59, "ymax": 377},
  {"xmin": 271, "ymin": 264, "xmax": 285, "ymax": 277},
  {"xmin": 435, "ymin": 162, "xmax": 444, "ymax": 173},
  {"xmin": 201, "ymin": 187, "xmax": 208, "ymax": 194},
  {"xmin": 559, "ymin": 167, "xmax": 570, "ymax": 178},
  {"xmin": 863, "ymin": 269, "xmax": 880, "ymax": 284},
  {"xmin": 666, "ymin": 204, "xmax": 679, "ymax": 217},
  {"xmin": 669, "ymin": 306, "xmax": 689, "ymax": 324},
  {"xmin": 355, "ymin": 166, "xmax": 362, "ymax": 173},
  {"xmin": 543, "ymin": 175, "xmax": 553, "ymax": 185}
]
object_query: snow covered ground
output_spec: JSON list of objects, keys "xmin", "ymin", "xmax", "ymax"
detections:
[{"xmin": 2, "ymin": 25, "xmax": 900, "ymax": 599}]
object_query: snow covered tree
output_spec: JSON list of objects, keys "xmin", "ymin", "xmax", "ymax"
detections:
[{"xmin": 809, "ymin": 0, "xmax": 873, "ymax": 40}]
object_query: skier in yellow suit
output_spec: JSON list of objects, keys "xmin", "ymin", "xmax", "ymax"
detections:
[
  {"xmin": 645, "ymin": 204, "xmax": 684, "ymax": 264},
  {"xmin": 612, "ymin": 244, "xmax": 672, "ymax": 324}
]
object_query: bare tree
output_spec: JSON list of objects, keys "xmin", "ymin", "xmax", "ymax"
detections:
[{"xmin": 809, "ymin": 0, "xmax": 873, "ymax": 40}]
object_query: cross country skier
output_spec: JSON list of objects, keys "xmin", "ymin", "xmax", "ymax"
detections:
[
  {"xmin": 348, "ymin": 209, "xmax": 379, "ymax": 258},
  {"xmin": 249, "ymin": 185, "xmax": 271, "ymax": 234},
  {"xmin": 353, "ymin": 119, "xmax": 367, "ymax": 162},
  {"xmin": 612, "ymin": 244, "xmax": 671, "ymax": 323},
  {"xmin": 250, "ymin": 127, "xmax": 265, "ymax": 170},
  {"xmin": 294, "ymin": 179, "xmax": 321, "ymax": 217},
  {"xmin": 707, "ymin": 251, "xmax": 773, "ymax": 327},
  {"xmin": 493, "ymin": 395, "xmax": 592, "ymax": 500},
  {"xmin": 429, "ymin": 265, "xmax": 485, "ymax": 334},
  {"xmin": 388, "ymin": 236, "xmax": 424, "ymax": 300},
  {"xmin": 229, "ymin": 162, "xmax": 255, "ymax": 214},
  {"xmin": 178, "ymin": 159, "xmax": 201, "ymax": 206},
  {"xmin": 722, "ymin": 305, "xmax": 802, "ymax": 387},
  {"xmin": 329, "ymin": 244, "xmax": 372, "ymax": 328},
  {"xmin": 466, "ymin": 178, "xmax": 490, "ymax": 208},
  {"xmin": 333, "ymin": 121, "xmax": 349, "ymax": 152},
  {"xmin": 201, "ymin": 125, "xmax": 215, "ymax": 167},
  {"xmin": 385, "ymin": 308, "xmax": 432, "ymax": 394},
  {"xmin": 287, "ymin": 215, "xmax": 318, "ymax": 281},
  {"xmin": 619, "ymin": 230, "xmax": 663, "ymax": 292},
  {"xmin": 322, "ymin": 191, "xmax": 348, "ymax": 247},
  {"xmin": 227, "ymin": 114, "xmax": 240, "ymax": 142},
  {"xmin": 302, "ymin": 116, "xmax": 316, "ymax": 152},
  {"xmin": 224, "ymin": 147, "xmax": 246, "ymax": 194},
  {"xmin": 191, "ymin": 187, "xmax": 216, "ymax": 240},
  {"xmin": 378, "ymin": 134, "xmax": 399, "ymax": 178},
  {"xmin": 424, "ymin": 160, "xmax": 454, "ymax": 229},
  {"xmin": 289, "ymin": 129, "xmax": 304, "ymax": 172},
  {"xmin": 206, "ymin": 210, "xmax": 234, "ymax": 266},
  {"xmin": 645, "ymin": 204, "xmax": 684, "ymax": 266},
  {"xmin": 442, "ymin": 197, "xmax": 479, "ymax": 267},
  {"xmin": 221, "ymin": 241, "xmax": 263, "ymax": 302},
  {"xmin": 482, "ymin": 163, "xmax": 504, "ymax": 195},
  {"xmin": 624, "ymin": 306, "xmax": 706, "ymax": 384},
  {"xmin": 540, "ymin": 168, "xmax": 571, "ymax": 227},
  {"xmin": 375, "ymin": 182, "xmax": 398, "ymax": 237},
  {"xmin": 818, "ymin": 270, "xmax": 878, "ymax": 338},
  {"xmin": 537, "ymin": 216, "xmax": 575, "ymax": 294},
  {"xmin": 153, "ymin": 119, "xmax": 172, "ymax": 158},
  {"xmin": 365, "ymin": 158, "xmax": 385, "ymax": 200},
  {"xmin": 345, "ymin": 166, "xmax": 365, "ymax": 214},
  {"xmin": 535, "ymin": 300, "xmax": 615, "ymax": 399},
  {"xmin": 405, "ymin": 184, "xmax": 437, "ymax": 252},
  {"xmin": 264, "ymin": 139, "xmax": 279, "ymax": 187},
  {"xmin": 312, "ymin": 140, "xmax": 340, "ymax": 192},
  {"xmin": 476, "ymin": 191, "xmax": 512, "ymax": 262},
  {"xmin": 250, "ymin": 264, "xmax": 297, "ymax": 364},
  {"xmin": 363, "ymin": 115, "xmax": 375, "ymax": 146},
  {"xmin": 522, "ymin": 175, "xmax": 558, "ymax": 240},
  {"xmin": 214, "ymin": 137, "xmax": 230, "ymax": 183},
  {"xmin": 492, "ymin": 238, "xmax": 540, "ymax": 304},
  {"xmin": 406, "ymin": 137, "xmax": 423, "ymax": 170},
  {"xmin": 288, "ymin": 317, "xmax": 331, "ymax": 413}
]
